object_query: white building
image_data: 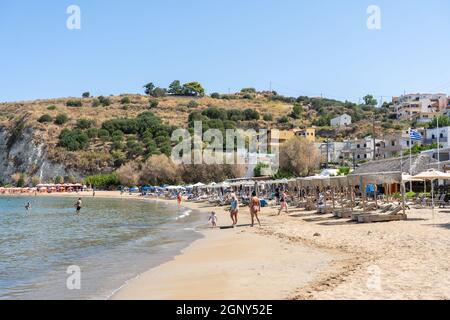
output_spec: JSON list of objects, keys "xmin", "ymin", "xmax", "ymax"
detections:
[
  {"xmin": 424, "ymin": 126, "xmax": 450, "ymax": 149},
  {"xmin": 316, "ymin": 141, "xmax": 345, "ymax": 164},
  {"xmin": 330, "ymin": 114, "xmax": 352, "ymax": 127},
  {"xmin": 391, "ymin": 93, "xmax": 448, "ymax": 123}
]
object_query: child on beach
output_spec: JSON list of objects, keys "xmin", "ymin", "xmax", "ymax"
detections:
[{"xmin": 208, "ymin": 211, "xmax": 218, "ymax": 228}]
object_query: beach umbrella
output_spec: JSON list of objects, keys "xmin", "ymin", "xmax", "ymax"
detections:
[{"xmin": 413, "ymin": 169, "xmax": 450, "ymax": 217}]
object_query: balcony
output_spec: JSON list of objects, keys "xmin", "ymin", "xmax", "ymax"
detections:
[{"xmin": 425, "ymin": 137, "xmax": 448, "ymax": 145}]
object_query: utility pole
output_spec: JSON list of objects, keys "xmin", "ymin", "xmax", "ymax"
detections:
[
  {"xmin": 326, "ymin": 139, "xmax": 329, "ymax": 169},
  {"xmin": 372, "ymin": 114, "xmax": 376, "ymax": 161},
  {"xmin": 353, "ymin": 152, "xmax": 356, "ymax": 171}
]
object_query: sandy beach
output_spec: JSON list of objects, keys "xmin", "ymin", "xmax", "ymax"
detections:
[{"xmin": 6, "ymin": 191, "xmax": 450, "ymax": 300}]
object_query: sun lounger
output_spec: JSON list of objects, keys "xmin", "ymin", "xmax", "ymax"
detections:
[{"xmin": 357, "ymin": 205, "xmax": 406, "ymax": 223}]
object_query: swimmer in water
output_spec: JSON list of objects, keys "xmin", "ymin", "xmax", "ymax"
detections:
[{"xmin": 25, "ymin": 202, "xmax": 31, "ymax": 211}]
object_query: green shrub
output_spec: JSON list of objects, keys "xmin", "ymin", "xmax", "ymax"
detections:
[
  {"xmin": 263, "ymin": 113, "xmax": 273, "ymax": 121},
  {"xmin": 112, "ymin": 130, "xmax": 124, "ymax": 140},
  {"xmin": 84, "ymin": 173, "xmax": 120, "ymax": 189},
  {"xmin": 227, "ymin": 109, "xmax": 244, "ymax": 121},
  {"xmin": 98, "ymin": 129, "xmax": 110, "ymax": 142},
  {"xmin": 66, "ymin": 100, "xmax": 82, "ymax": 107},
  {"xmin": 120, "ymin": 96, "xmax": 131, "ymax": 104},
  {"xmin": 187, "ymin": 100, "xmax": 199, "ymax": 108},
  {"xmin": 58, "ymin": 129, "xmax": 89, "ymax": 151},
  {"xmin": 86, "ymin": 128, "xmax": 99, "ymax": 139},
  {"xmin": 76, "ymin": 119, "xmax": 95, "ymax": 129},
  {"xmin": 149, "ymin": 99, "xmax": 159, "ymax": 108},
  {"xmin": 277, "ymin": 116, "xmax": 289, "ymax": 124},
  {"xmin": 82, "ymin": 92, "xmax": 90, "ymax": 98},
  {"xmin": 243, "ymin": 109, "xmax": 260, "ymax": 121},
  {"xmin": 38, "ymin": 114, "xmax": 53, "ymax": 123},
  {"xmin": 98, "ymin": 96, "xmax": 111, "ymax": 107},
  {"xmin": 47, "ymin": 105, "xmax": 57, "ymax": 111},
  {"xmin": 54, "ymin": 113, "xmax": 69, "ymax": 125},
  {"xmin": 254, "ymin": 163, "xmax": 270, "ymax": 177},
  {"xmin": 210, "ymin": 92, "xmax": 220, "ymax": 99},
  {"xmin": 202, "ymin": 107, "xmax": 227, "ymax": 120}
]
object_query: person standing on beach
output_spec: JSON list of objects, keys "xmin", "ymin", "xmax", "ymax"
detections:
[
  {"xmin": 275, "ymin": 187, "xmax": 280, "ymax": 205},
  {"xmin": 229, "ymin": 193, "xmax": 239, "ymax": 227},
  {"xmin": 177, "ymin": 192, "xmax": 182, "ymax": 208},
  {"xmin": 75, "ymin": 198, "xmax": 82, "ymax": 214},
  {"xmin": 278, "ymin": 190, "xmax": 288, "ymax": 215},
  {"xmin": 250, "ymin": 191, "xmax": 261, "ymax": 227}
]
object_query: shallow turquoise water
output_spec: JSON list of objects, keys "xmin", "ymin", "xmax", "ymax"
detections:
[{"xmin": 0, "ymin": 196, "xmax": 203, "ymax": 300}]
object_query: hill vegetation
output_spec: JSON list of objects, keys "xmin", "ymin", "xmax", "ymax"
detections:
[{"xmin": 0, "ymin": 82, "xmax": 413, "ymax": 186}]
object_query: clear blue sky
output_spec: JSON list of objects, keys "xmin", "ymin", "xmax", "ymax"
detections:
[{"xmin": 1, "ymin": 0, "xmax": 450, "ymax": 103}]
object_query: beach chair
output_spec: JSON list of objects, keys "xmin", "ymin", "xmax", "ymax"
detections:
[
  {"xmin": 358, "ymin": 205, "xmax": 406, "ymax": 223},
  {"xmin": 437, "ymin": 194, "xmax": 447, "ymax": 208}
]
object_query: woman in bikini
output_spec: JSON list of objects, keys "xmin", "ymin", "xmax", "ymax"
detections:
[
  {"xmin": 250, "ymin": 191, "xmax": 261, "ymax": 227},
  {"xmin": 278, "ymin": 190, "xmax": 289, "ymax": 215}
]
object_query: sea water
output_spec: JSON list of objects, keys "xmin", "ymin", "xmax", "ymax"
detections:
[{"xmin": 0, "ymin": 196, "xmax": 204, "ymax": 300}]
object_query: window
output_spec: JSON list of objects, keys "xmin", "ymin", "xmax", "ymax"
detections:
[{"xmin": 391, "ymin": 141, "xmax": 396, "ymax": 146}]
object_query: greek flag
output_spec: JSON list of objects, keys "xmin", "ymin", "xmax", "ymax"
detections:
[{"xmin": 409, "ymin": 129, "xmax": 422, "ymax": 141}]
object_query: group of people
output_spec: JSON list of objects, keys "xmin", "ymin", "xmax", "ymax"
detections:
[
  {"xmin": 208, "ymin": 191, "xmax": 262, "ymax": 229},
  {"xmin": 24, "ymin": 198, "xmax": 83, "ymax": 214},
  {"xmin": 208, "ymin": 187, "xmax": 290, "ymax": 229}
]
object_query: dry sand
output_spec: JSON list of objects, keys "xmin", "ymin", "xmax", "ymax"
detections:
[{"xmin": 8, "ymin": 191, "xmax": 450, "ymax": 299}]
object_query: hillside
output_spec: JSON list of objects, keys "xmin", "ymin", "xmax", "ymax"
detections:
[{"xmin": 0, "ymin": 91, "xmax": 408, "ymax": 184}]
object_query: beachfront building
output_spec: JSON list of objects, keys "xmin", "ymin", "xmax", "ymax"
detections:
[
  {"xmin": 316, "ymin": 141, "xmax": 345, "ymax": 165},
  {"xmin": 268, "ymin": 127, "xmax": 316, "ymax": 150},
  {"xmin": 425, "ymin": 126, "xmax": 450, "ymax": 149},
  {"xmin": 294, "ymin": 127, "xmax": 316, "ymax": 142},
  {"xmin": 377, "ymin": 132, "xmax": 411, "ymax": 159},
  {"xmin": 340, "ymin": 136, "xmax": 383, "ymax": 162},
  {"xmin": 330, "ymin": 114, "xmax": 352, "ymax": 127},
  {"xmin": 391, "ymin": 93, "xmax": 448, "ymax": 123}
]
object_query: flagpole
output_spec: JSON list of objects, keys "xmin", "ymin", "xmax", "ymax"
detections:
[
  {"xmin": 437, "ymin": 116, "xmax": 440, "ymax": 171},
  {"xmin": 409, "ymin": 128, "xmax": 413, "ymax": 191}
]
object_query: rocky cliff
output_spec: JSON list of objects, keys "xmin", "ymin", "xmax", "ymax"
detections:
[{"xmin": 0, "ymin": 125, "xmax": 79, "ymax": 184}]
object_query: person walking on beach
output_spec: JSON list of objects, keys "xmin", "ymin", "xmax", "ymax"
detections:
[
  {"xmin": 278, "ymin": 190, "xmax": 288, "ymax": 215},
  {"xmin": 75, "ymin": 198, "xmax": 82, "ymax": 214},
  {"xmin": 229, "ymin": 193, "xmax": 239, "ymax": 227},
  {"xmin": 208, "ymin": 211, "xmax": 218, "ymax": 228},
  {"xmin": 92, "ymin": 189, "xmax": 96, "ymax": 197},
  {"xmin": 250, "ymin": 191, "xmax": 261, "ymax": 227},
  {"xmin": 177, "ymin": 192, "xmax": 182, "ymax": 208},
  {"xmin": 275, "ymin": 187, "xmax": 280, "ymax": 205}
]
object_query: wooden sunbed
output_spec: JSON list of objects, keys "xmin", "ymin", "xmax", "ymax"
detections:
[{"xmin": 357, "ymin": 206, "xmax": 407, "ymax": 223}]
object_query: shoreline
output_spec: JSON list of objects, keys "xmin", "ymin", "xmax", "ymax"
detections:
[
  {"xmin": 6, "ymin": 191, "xmax": 338, "ymax": 299},
  {"xmin": 4, "ymin": 191, "xmax": 449, "ymax": 299}
]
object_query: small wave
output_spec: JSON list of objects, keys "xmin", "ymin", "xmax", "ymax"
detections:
[{"xmin": 175, "ymin": 209, "xmax": 191, "ymax": 221}]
